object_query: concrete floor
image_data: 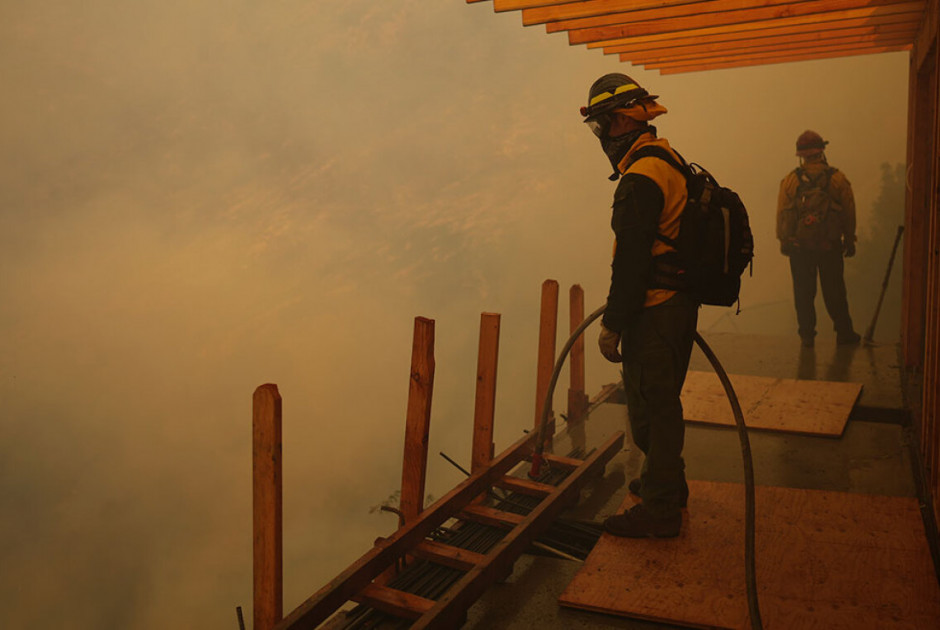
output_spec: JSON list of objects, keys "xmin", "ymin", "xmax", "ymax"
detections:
[{"xmin": 463, "ymin": 332, "xmax": 923, "ymax": 629}]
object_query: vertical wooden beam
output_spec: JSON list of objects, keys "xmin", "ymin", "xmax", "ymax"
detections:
[
  {"xmin": 534, "ymin": 280, "xmax": 559, "ymax": 444},
  {"xmin": 902, "ymin": 44, "xmax": 937, "ymax": 368},
  {"xmin": 927, "ymin": 39, "xmax": 940, "ymax": 499},
  {"xmin": 472, "ymin": 313, "xmax": 500, "ymax": 473},
  {"xmin": 401, "ymin": 317, "xmax": 435, "ymax": 524},
  {"xmin": 253, "ymin": 383, "xmax": 283, "ymax": 630},
  {"xmin": 567, "ymin": 285, "xmax": 588, "ymax": 423}
]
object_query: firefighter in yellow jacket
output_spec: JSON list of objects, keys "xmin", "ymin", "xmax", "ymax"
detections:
[
  {"xmin": 777, "ymin": 131, "xmax": 860, "ymax": 348},
  {"xmin": 581, "ymin": 73, "xmax": 699, "ymax": 538}
]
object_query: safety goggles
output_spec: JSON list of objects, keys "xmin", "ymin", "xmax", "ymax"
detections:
[{"xmin": 584, "ymin": 113, "xmax": 612, "ymax": 139}]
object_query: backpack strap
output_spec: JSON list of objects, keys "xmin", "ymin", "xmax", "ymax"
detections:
[
  {"xmin": 627, "ymin": 145, "xmax": 691, "ymax": 178},
  {"xmin": 625, "ymin": 145, "xmax": 690, "ymax": 250}
]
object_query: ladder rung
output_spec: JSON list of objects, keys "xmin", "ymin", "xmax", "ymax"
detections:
[
  {"xmin": 459, "ymin": 504, "xmax": 525, "ymax": 529},
  {"xmin": 495, "ymin": 475, "xmax": 555, "ymax": 497},
  {"xmin": 542, "ymin": 453, "xmax": 583, "ymax": 469},
  {"xmin": 352, "ymin": 583, "xmax": 434, "ymax": 620},
  {"xmin": 413, "ymin": 540, "xmax": 486, "ymax": 571}
]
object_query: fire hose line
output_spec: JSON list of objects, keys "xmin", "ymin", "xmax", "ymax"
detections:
[{"xmin": 530, "ymin": 303, "xmax": 763, "ymax": 630}]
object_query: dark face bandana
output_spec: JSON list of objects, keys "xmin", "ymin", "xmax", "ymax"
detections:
[{"xmin": 600, "ymin": 125, "xmax": 654, "ymax": 180}]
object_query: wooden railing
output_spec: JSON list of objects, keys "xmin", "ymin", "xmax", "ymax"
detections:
[{"xmin": 250, "ymin": 279, "xmax": 606, "ymax": 629}]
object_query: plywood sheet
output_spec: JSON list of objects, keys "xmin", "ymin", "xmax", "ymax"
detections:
[
  {"xmin": 559, "ymin": 481, "xmax": 940, "ymax": 629},
  {"xmin": 681, "ymin": 371, "xmax": 862, "ymax": 436}
]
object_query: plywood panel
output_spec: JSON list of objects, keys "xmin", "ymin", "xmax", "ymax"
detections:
[
  {"xmin": 559, "ymin": 481, "xmax": 940, "ymax": 629},
  {"xmin": 680, "ymin": 371, "xmax": 862, "ymax": 436}
]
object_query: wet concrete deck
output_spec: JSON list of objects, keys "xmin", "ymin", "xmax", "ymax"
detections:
[{"xmin": 464, "ymin": 332, "xmax": 926, "ymax": 629}]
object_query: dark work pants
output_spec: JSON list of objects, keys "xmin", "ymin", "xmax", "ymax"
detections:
[
  {"xmin": 621, "ymin": 292, "xmax": 699, "ymax": 518},
  {"xmin": 788, "ymin": 249, "xmax": 855, "ymax": 340}
]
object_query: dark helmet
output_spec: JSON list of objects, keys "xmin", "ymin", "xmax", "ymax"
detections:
[
  {"xmin": 580, "ymin": 73, "xmax": 656, "ymax": 122},
  {"xmin": 796, "ymin": 130, "xmax": 829, "ymax": 157}
]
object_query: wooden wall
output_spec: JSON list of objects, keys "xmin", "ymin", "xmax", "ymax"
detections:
[{"xmin": 903, "ymin": 0, "xmax": 940, "ymax": 530}]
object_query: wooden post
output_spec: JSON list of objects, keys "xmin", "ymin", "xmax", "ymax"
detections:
[
  {"xmin": 472, "ymin": 313, "xmax": 500, "ymax": 473},
  {"xmin": 534, "ymin": 280, "xmax": 559, "ymax": 446},
  {"xmin": 902, "ymin": 45, "xmax": 936, "ymax": 368},
  {"xmin": 567, "ymin": 285, "xmax": 588, "ymax": 423},
  {"xmin": 253, "ymin": 383, "xmax": 282, "ymax": 630},
  {"xmin": 401, "ymin": 317, "xmax": 435, "ymax": 524}
]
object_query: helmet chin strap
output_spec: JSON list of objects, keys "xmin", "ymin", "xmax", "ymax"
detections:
[{"xmin": 600, "ymin": 125, "xmax": 654, "ymax": 180}]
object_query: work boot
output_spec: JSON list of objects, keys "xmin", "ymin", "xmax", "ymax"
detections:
[
  {"xmin": 628, "ymin": 478, "xmax": 687, "ymax": 508},
  {"xmin": 603, "ymin": 503, "xmax": 681, "ymax": 538},
  {"xmin": 837, "ymin": 331, "xmax": 861, "ymax": 345}
]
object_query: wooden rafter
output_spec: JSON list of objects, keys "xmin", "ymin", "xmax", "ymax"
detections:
[
  {"xmin": 562, "ymin": 0, "xmax": 925, "ymax": 44},
  {"xmin": 467, "ymin": 0, "xmax": 928, "ymax": 73},
  {"xmin": 645, "ymin": 39, "xmax": 911, "ymax": 66},
  {"xmin": 656, "ymin": 43, "xmax": 911, "ymax": 73},
  {"xmin": 539, "ymin": 0, "xmax": 913, "ymax": 31},
  {"xmin": 630, "ymin": 29, "xmax": 917, "ymax": 64},
  {"xmin": 598, "ymin": 15, "xmax": 920, "ymax": 54}
]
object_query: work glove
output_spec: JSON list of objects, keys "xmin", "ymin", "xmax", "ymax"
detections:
[
  {"xmin": 779, "ymin": 239, "xmax": 797, "ymax": 256},
  {"xmin": 844, "ymin": 240, "xmax": 856, "ymax": 258},
  {"xmin": 598, "ymin": 325, "xmax": 622, "ymax": 363}
]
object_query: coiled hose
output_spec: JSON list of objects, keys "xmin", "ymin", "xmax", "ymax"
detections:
[{"xmin": 528, "ymin": 303, "xmax": 763, "ymax": 630}]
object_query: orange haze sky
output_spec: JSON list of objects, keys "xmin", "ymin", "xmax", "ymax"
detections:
[{"xmin": 0, "ymin": 2, "xmax": 908, "ymax": 627}]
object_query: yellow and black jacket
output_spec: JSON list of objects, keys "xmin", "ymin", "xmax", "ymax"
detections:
[{"xmin": 602, "ymin": 132, "xmax": 688, "ymax": 334}]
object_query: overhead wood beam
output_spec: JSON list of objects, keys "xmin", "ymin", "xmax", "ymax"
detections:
[
  {"xmin": 494, "ymin": 0, "xmax": 576, "ymax": 10},
  {"xmin": 589, "ymin": 9, "xmax": 922, "ymax": 48},
  {"xmin": 655, "ymin": 43, "xmax": 911, "ymax": 73},
  {"xmin": 604, "ymin": 13, "xmax": 920, "ymax": 55},
  {"xmin": 523, "ymin": 0, "xmax": 708, "ymax": 25},
  {"xmin": 635, "ymin": 36, "xmax": 914, "ymax": 67},
  {"xmin": 912, "ymin": 0, "xmax": 939, "ymax": 69},
  {"xmin": 566, "ymin": 1, "xmax": 924, "ymax": 45},
  {"xmin": 645, "ymin": 38, "xmax": 911, "ymax": 67},
  {"xmin": 626, "ymin": 30, "xmax": 916, "ymax": 63},
  {"xmin": 549, "ymin": 0, "xmax": 918, "ymax": 34}
]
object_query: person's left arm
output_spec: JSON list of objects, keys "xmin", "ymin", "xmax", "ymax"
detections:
[{"xmin": 832, "ymin": 171, "xmax": 856, "ymax": 256}]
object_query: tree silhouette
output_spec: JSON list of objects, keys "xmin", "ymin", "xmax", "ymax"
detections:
[{"xmin": 846, "ymin": 162, "xmax": 906, "ymax": 341}]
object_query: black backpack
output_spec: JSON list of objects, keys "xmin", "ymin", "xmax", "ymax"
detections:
[{"xmin": 628, "ymin": 146, "xmax": 754, "ymax": 308}]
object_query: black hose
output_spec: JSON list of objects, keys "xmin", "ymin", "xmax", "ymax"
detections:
[
  {"xmin": 530, "ymin": 303, "xmax": 607, "ymax": 474},
  {"xmin": 693, "ymin": 331, "xmax": 763, "ymax": 630},
  {"xmin": 530, "ymin": 304, "xmax": 763, "ymax": 630}
]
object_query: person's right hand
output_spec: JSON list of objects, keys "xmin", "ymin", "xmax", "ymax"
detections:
[{"xmin": 598, "ymin": 325, "xmax": 622, "ymax": 363}]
